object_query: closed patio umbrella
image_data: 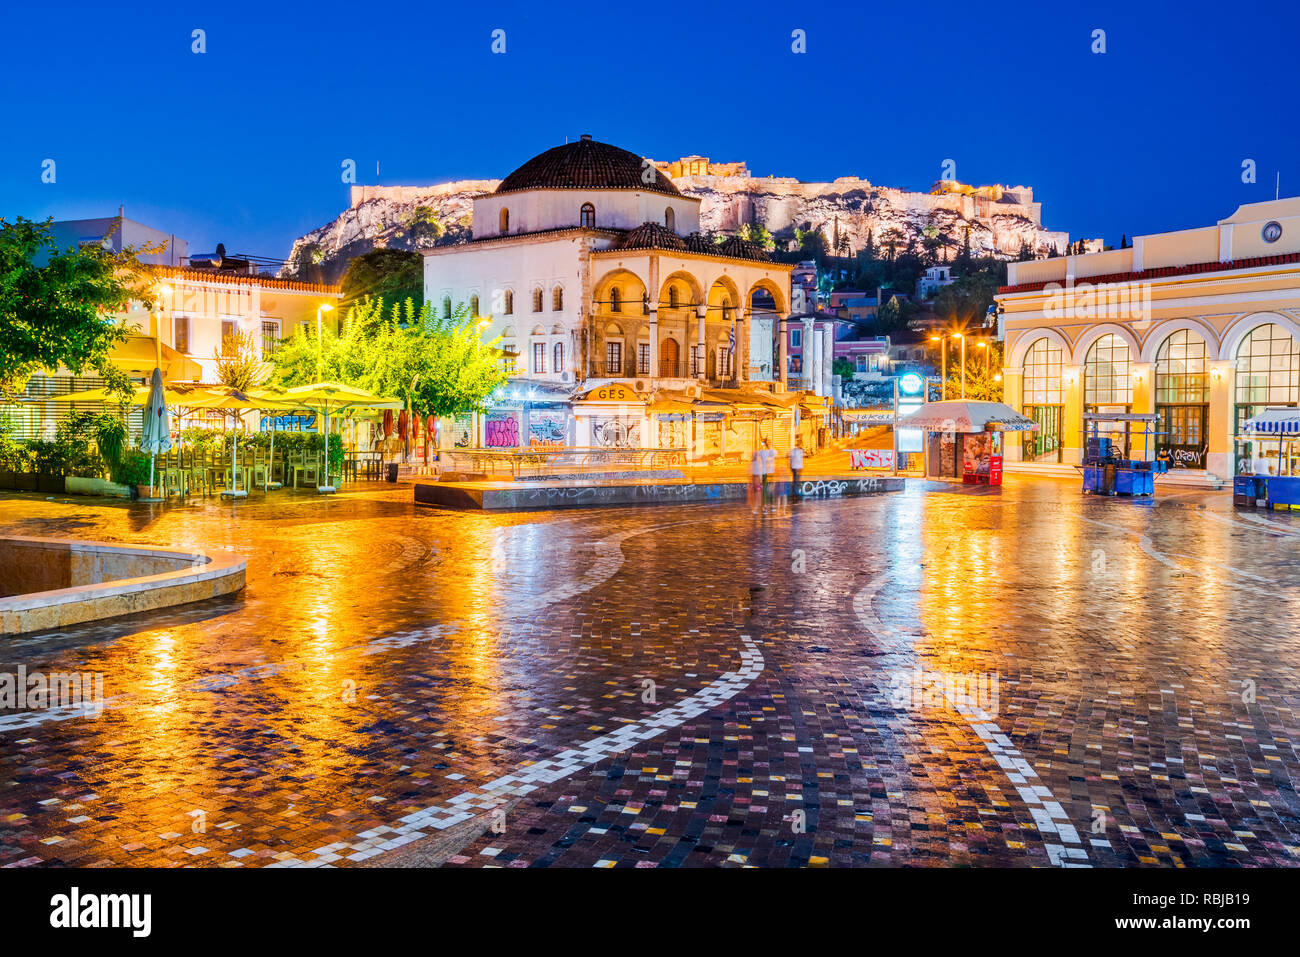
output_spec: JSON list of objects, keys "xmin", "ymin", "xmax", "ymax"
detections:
[{"xmin": 138, "ymin": 367, "xmax": 172, "ymax": 501}]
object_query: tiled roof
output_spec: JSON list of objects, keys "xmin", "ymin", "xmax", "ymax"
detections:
[
  {"xmin": 999, "ymin": 250, "xmax": 1300, "ymax": 294},
  {"xmin": 495, "ymin": 135, "xmax": 682, "ymax": 197},
  {"xmin": 618, "ymin": 222, "xmax": 686, "ymax": 251},
  {"xmin": 716, "ymin": 235, "xmax": 772, "ymax": 262},
  {"xmin": 153, "ymin": 265, "xmax": 341, "ymax": 294}
]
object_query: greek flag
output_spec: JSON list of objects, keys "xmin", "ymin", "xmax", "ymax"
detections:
[{"xmin": 728, "ymin": 323, "xmax": 735, "ymax": 371}]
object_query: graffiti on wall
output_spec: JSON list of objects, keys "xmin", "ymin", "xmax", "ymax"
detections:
[
  {"xmin": 529, "ymin": 411, "xmax": 567, "ymax": 449},
  {"xmin": 485, "ymin": 411, "xmax": 521, "ymax": 448},
  {"xmin": 591, "ymin": 416, "xmax": 640, "ymax": 449},
  {"xmin": 452, "ymin": 414, "xmax": 474, "ymax": 448}
]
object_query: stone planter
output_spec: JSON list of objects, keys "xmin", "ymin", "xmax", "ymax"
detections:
[
  {"xmin": 64, "ymin": 476, "xmax": 133, "ymax": 499},
  {"xmin": 0, "ymin": 471, "xmax": 39, "ymax": 492}
]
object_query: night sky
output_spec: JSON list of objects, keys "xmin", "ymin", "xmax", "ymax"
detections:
[{"xmin": 3, "ymin": 0, "xmax": 1296, "ymax": 260}]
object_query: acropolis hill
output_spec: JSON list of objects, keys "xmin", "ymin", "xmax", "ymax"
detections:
[{"xmin": 283, "ymin": 155, "xmax": 1076, "ymax": 282}]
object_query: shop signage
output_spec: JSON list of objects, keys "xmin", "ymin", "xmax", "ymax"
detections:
[{"xmin": 581, "ymin": 383, "xmax": 641, "ymax": 403}]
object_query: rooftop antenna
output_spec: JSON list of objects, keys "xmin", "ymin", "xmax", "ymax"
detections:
[{"xmin": 1277, "ymin": 171, "xmax": 1281, "ymax": 200}]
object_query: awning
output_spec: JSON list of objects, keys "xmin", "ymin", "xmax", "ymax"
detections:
[
  {"xmin": 1242, "ymin": 406, "xmax": 1300, "ymax": 435},
  {"xmin": 109, "ymin": 335, "xmax": 203, "ymax": 381},
  {"xmin": 894, "ymin": 400, "xmax": 1039, "ymax": 432}
]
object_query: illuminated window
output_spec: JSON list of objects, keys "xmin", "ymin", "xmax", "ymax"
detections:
[
  {"xmin": 1084, "ymin": 334, "xmax": 1131, "ymax": 408},
  {"xmin": 1156, "ymin": 330, "xmax": 1209, "ymax": 403},
  {"xmin": 580, "ymin": 203, "xmax": 595, "ymax": 228},
  {"xmin": 1022, "ymin": 338, "xmax": 1063, "ymax": 405},
  {"xmin": 499, "ymin": 208, "xmax": 509, "ymax": 234}
]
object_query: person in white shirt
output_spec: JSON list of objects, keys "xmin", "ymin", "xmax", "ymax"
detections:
[
  {"xmin": 788, "ymin": 442, "xmax": 805, "ymax": 499},
  {"xmin": 749, "ymin": 446, "xmax": 764, "ymax": 512}
]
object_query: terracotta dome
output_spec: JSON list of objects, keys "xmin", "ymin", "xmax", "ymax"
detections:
[
  {"xmin": 495, "ymin": 135, "xmax": 681, "ymax": 197},
  {"xmin": 618, "ymin": 222, "xmax": 687, "ymax": 251}
]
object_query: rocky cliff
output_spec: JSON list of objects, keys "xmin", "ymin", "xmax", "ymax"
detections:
[{"xmin": 282, "ymin": 164, "xmax": 1073, "ymax": 282}]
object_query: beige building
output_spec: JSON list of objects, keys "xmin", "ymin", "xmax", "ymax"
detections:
[{"xmin": 997, "ymin": 196, "xmax": 1300, "ymax": 481}]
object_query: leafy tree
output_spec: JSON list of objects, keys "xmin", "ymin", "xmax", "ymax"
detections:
[
  {"xmin": 341, "ymin": 248, "xmax": 422, "ymax": 307},
  {"xmin": 879, "ymin": 227, "xmax": 905, "ymax": 261},
  {"xmin": 408, "ymin": 206, "xmax": 444, "ymax": 246},
  {"xmin": 832, "ymin": 358, "xmax": 856, "ymax": 380},
  {"xmin": 272, "ymin": 296, "xmax": 510, "ymax": 419},
  {"xmin": 213, "ymin": 329, "xmax": 271, "ymax": 391},
  {"xmin": 0, "ymin": 217, "xmax": 149, "ymax": 400}
]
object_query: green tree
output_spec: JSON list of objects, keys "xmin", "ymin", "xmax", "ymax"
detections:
[
  {"xmin": 341, "ymin": 248, "xmax": 423, "ymax": 308},
  {"xmin": 272, "ymin": 297, "xmax": 510, "ymax": 418},
  {"xmin": 213, "ymin": 329, "xmax": 271, "ymax": 391},
  {"xmin": 408, "ymin": 206, "xmax": 445, "ymax": 246},
  {"xmin": 0, "ymin": 217, "xmax": 149, "ymax": 400}
]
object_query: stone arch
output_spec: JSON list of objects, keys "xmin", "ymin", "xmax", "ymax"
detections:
[
  {"xmin": 707, "ymin": 276, "xmax": 742, "ymax": 322},
  {"xmin": 594, "ymin": 268, "xmax": 647, "ymax": 315},
  {"xmin": 530, "ymin": 324, "xmax": 546, "ymax": 336},
  {"xmin": 604, "ymin": 321, "xmax": 624, "ymax": 336},
  {"xmin": 1138, "ymin": 317, "xmax": 1221, "ymax": 363},
  {"xmin": 658, "ymin": 271, "xmax": 705, "ymax": 311},
  {"xmin": 1221, "ymin": 311, "xmax": 1300, "ymax": 360},
  {"xmin": 745, "ymin": 277, "xmax": 788, "ymax": 316},
  {"xmin": 1071, "ymin": 322, "xmax": 1141, "ymax": 366},
  {"xmin": 1008, "ymin": 327, "xmax": 1071, "ymax": 368}
]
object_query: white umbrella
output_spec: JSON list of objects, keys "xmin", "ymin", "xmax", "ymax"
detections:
[
  {"xmin": 139, "ymin": 367, "xmax": 173, "ymax": 499},
  {"xmin": 894, "ymin": 400, "xmax": 1038, "ymax": 432}
]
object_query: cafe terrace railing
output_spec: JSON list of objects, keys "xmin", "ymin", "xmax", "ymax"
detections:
[{"xmin": 438, "ymin": 446, "xmax": 688, "ymax": 479}]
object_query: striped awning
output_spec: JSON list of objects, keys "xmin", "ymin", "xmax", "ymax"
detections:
[{"xmin": 1242, "ymin": 407, "xmax": 1300, "ymax": 435}]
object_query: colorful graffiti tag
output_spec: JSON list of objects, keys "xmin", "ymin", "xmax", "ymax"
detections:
[{"xmin": 484, "ymin": 412, "xmax": 521, "ymax": 448}]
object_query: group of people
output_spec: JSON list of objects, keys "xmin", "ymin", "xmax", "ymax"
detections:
[{"xmin": 748, "ymin": 439, "xmax": 805, "ymax": 514}]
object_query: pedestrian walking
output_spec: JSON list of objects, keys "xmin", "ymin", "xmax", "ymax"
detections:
[
  {"xmin": 760, "ymin": 439, "xmax": 776, "ymax": 511},
  {"xmin": 749, "ymin": 445, "xmax": 764, "ymax": 513},
  {"xmin": 789, "ymin": 441, "xmax": 805, "ymax": 500}
]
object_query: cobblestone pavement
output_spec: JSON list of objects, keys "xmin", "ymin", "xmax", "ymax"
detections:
[{"xmin": 1, "ymin": 477, "xmax": 1298, "ymax": 868}]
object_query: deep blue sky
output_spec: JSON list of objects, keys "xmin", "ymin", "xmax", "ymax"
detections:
[{"xmin": 3, "ymin": 0, "xmax": 1297, "ymax": 261}]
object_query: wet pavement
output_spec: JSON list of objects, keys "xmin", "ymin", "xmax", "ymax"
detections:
[{"xmin": 1, "ymin": 477, "xmax": 1298, "ymax": 868}]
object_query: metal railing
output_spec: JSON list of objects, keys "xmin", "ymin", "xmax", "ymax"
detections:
[{"xmin": 439, "ymin": 446, "xmax": 687, "ymax": 479}]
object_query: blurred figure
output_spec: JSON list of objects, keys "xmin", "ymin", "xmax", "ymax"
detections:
[
  {"xmin": 749, "ymin": 444, "xmax": 763, "ymax": 514},
  {"xmin": 789, "ymin": 440, "xmax": 805, "ymax": 501}
]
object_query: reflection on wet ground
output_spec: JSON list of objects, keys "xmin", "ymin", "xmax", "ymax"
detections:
[{"xmin": 1, "ymin": 479, "xmax": 1297, "ymax": 867}]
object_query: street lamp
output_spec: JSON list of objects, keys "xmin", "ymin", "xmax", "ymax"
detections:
[
  {"xmin": 929, "ymin": 334, "xmax": 947, "ymax": 400},
  {"xmin": 954, "ymin": 333, "xmax": 965, "ymax": 399},
  {"xmin": 316, "ymin": 303, "xmax": 335, "ymax": 378}
]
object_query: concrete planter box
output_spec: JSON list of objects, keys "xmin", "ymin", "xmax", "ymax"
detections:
[
  {"xmin": 0, "ymin": 472, "xmax": 63, "ymax": 493},
  {"xmin": 64, "ymin": 476, "xmax": 133, "ymax": 499}
]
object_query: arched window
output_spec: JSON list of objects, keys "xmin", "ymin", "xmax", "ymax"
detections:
[
  {"xmin": 469, "ymin": 294, "xmax": 480, "ymax": 318},
  {"xmin": 668, "ymin": 286, "xmax": 679, "ymax": 309},
  {"xmin": 1156, "ymin": 329, "xmax": 1209, "ymax": 465},
  {"xmin": 580, "ymin": 203, "xmax": 595, "ymax": 228},
  {"xmin": 499, "ymin": 208, "xmax": 509, "ymax": 234},
  {"xmin": 532, "ymin": 288, "xmax": 543, "ymax": 312},
  {"xmin": 1022, "ymin": 338, "xmax": 1064, "ymax": 463},
  {"xmin": 503, "ymin": 289, "xmax": 514, "ymax": 315},
  {"xmin": 442, "ymin": 297, "xmax": 451, "ymax": 320},
  {"xmin": 665, "ymin": 207, "xmax": 675, "ymax": 230},
  {"xmin": 553, "ymin": 341, "xmax": 564, "ymax": 374},
  {"xmin": 552, "ymin": 286, "xmax": 563, "ymax": 311},
  {"xmin": 1084, "ymin": 334, "xmax": 1132, "ymax": 409},
  {"xmin": 1235, "ymin": 323, "xmax": 1300, "ymax": 473},
  {"xmin": 1156, "ymin": 330, "xmax": 1208, "ymax": 403},
  {"xmin": 610, "ymin": 286, "xmax": 621, "ymax": 313},
  {"xmin": 721, "ymin": 297, "xmax": 732, "ymax": 321}
]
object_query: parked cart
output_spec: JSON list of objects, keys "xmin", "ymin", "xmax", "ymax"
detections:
[{"xmin": 1077, "ymin": 413, "xmax": 1167, "ymax": 497}]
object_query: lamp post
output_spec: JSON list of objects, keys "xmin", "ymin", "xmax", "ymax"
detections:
[
  {"xmin": 929, "ymin": 334, "xmax": 946, "ymax": 400},
  {"xmin": 976, "ymin": 340, "xmax": 988, "ymax": 397},
  {"xmin": 955, "ymin": 333, "xmax": 965, "ymax": 399}
]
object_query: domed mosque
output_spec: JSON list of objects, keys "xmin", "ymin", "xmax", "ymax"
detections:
[{"xmin": 424, "ymin": 135, "xmax": 829, "ymax": 453}]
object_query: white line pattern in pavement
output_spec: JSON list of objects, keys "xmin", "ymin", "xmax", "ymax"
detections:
[
  {"xmin": 267, "ymin": 635, "xmax": 766, "ymax": 866},
  {"xmin": 852, "ymin": 565, "xmax": 1091, "ymax": 868}
]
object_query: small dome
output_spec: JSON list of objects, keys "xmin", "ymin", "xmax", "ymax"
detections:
[
  {"xmin": 618, "ymin": 222, "xmax": 686, "ymax": 251},
  {"xmin": 496, "ymin": 135, "xmax": 682, "ymax": 197},
  {"xmin": 716, "ymin": 235, "xmax": 771, "ymax": 262}
]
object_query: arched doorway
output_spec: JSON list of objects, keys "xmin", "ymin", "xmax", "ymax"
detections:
[
  {"xmin": 660, "ymin": 337, "xmax": 679, "ymax": 378},
  {"xmin": 1021, "ymin": 338, "xmax": 1064, "ymax": 462},
  {"xmin": 1155, "ymin": 329, "xmax": 1209, "ymax": 468},
  {"xmin": 1234, "ymin": 323, "xmax": 1300, "ymax": 474},
  {"xmin": 1084, "ymin": 333, "xmax": 1134, "ymax": 456}
]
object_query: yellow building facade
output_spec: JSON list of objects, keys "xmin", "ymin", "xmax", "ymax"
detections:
[{"xmin": 996, "ymin": 196, "xmax": 1300, "ymax": 481}]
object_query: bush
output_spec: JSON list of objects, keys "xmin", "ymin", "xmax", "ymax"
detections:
[
  {"xmin": 0, "ymin": 435, "xmax": 33, "ymax": 472},
  {"xmin": 110, "ymin": 449, "xmax": 152, "ymax": 487}
]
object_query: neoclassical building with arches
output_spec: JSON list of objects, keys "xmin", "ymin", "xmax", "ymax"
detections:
[
  {"xmin": 997, "ymin": 196, "xmax": 1300, "ymax": 480},
  {"xmin": 422, "ymin": 135, "xmax": 793, "ymax": 394}
]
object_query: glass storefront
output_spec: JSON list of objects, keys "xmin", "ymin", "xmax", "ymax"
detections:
[
  {"xmin": 1234, "ymin": 323, "xmax": 1300, "ymax": 475},
  {"xmin": 1155, "ymin": 330, "xmax": 1210, "ymax": 468},
  {"xmin": 1021, "ymin": 338, "xmax": 1064, "ymax": 462},
  {"xmin": 1084, "ymin": 334, "xmax": 1133, "ymax": 456}
]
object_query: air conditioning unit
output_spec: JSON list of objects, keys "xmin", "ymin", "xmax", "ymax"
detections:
[
  {"xmin": 634, "ymin": 379, "xmax": 650, "ymax": 393},
  {"xmin": 561, "ymin": 370, "xmax": 574, "ymax": 383},
  {"xmin": 687, "ymin": 383, "xmax": 702, "ymax": 399}
]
